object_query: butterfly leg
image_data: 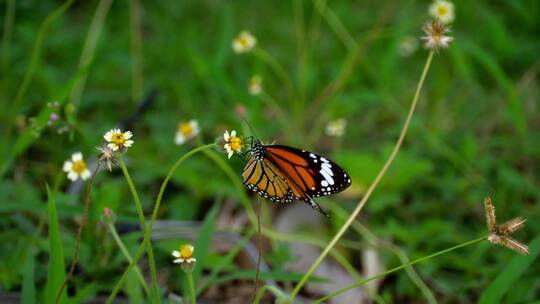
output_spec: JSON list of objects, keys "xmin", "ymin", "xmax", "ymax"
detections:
[{"xmin": 303, "ymin": 196, "xmax": 329, "ymax": 218}]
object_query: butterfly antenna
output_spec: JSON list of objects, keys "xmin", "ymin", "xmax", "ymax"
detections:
[{"xmin": 240, "ymin": 115, "xmax": 259, "ymax": 140}]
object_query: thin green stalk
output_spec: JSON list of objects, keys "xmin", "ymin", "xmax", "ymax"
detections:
[
  {"xmin": 130, "ymin": 0, "xmax": 143, "ymax": 102},
  {"xmin": 107, "ymin": 144, "xmax": 216, "ymax": 303},
  {"xmin": 253, "ymin": 284, "xmax": 288, "ymax": 304},
  {"xmin": 201, "ymin": 149, "xmax": 257, "ymax": 226},
  {"xmin": 187, "ymin": 271, "xmax": 197, "ymax": 304},
  {"xmin": 262, "ymin": 228, "xmax": 362, "ymax": 282},
  {"xmin": 314, "ymin": 237, "xmax": 487, "ymax": 303},
  {"xmin": 329, "ymin": 202, "xmax": 436, "ymax": 303},
  {"xmin": 70, "ymin": 0, "xmax": 113, "ymax": 112},
  {"xmin": 118, "ymin": 155, "xmax": 160, "ymax": 302},
  {"xmin": 253, "ymin": 47, "xmax": 295, "ymax": 103},
  {"xmin": 106, "ymin": 221, "xmax": 150, "ymax": 296},
  {"xmin": 288, "ymin": 51, "xmax": 435, "ymax": 301}
]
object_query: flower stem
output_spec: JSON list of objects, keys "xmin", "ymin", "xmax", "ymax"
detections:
[
  {"xmin": 314, "ymin": 237, "xmax": 487, "ymax": 303},
  {"xmin": 107, "ymin": 144, "xmax": 216, "ymax": 303},
  {"xmin": 288, "ymin": 50, "xmax": 435, "ymax": 301},
  {"xmin": 187, "ymin": 271, "xmax": 197, "ymax": 304},
  {"xmin": 55, "ymin": 163, "xmax": 100, "ymax": 304},
  {"xmin": 106, "ymin": 221, "xmax": 150, "ymax": 296},
  {"xmin": 118, "ymin": 155, "xmax": 160, "ymax": 303}
]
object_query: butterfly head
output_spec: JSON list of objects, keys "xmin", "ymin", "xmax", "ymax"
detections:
[{"xmin": 250, "ymin": 139, "xmax": 266, "ymax": 160}]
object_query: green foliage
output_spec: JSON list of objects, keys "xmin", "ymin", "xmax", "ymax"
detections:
[{"xmin": 44, "ymin": 186, "xmax": 67, "ymax": 304}]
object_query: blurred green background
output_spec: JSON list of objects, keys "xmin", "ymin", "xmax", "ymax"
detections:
[{"xmin": 1, "ymin": 0, "xmax": 539, "ymax": 302}]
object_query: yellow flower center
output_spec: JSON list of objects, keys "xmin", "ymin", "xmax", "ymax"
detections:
[
  {"xmin": 178, "ymin": 122, "xmax": 194, "ymax": 136},
  {"xmin": 228, "ymin": 136, "xmax": 244, "ymax": 152},
  {"xmin": 437, "ymin": 5, "xmax": 448, "ymax": 16},
  {"xmin": 72, "ymin": 160, "xmax": 87, "ymax": 174},
  {"xmin": 180, "ymin": 245, "xmax": 194, "ymax": 259},
  {"xmin": 111, "ymin": 133, "xmax": 126, "ymax": 145},
  {"xmin": 238, "ymin": 37, "xmax": 250, "ymax": 47}
]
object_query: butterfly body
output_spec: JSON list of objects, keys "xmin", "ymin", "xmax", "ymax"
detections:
[{"xmin": 242, "ymin": 140, "xmax": 351, "ymax": 216}]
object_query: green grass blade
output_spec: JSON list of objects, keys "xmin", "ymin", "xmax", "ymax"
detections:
[
  {"xmin": 479, "ymin": 235, "xmax": 540, "ymax": 304},
  {"xmin": 45, "ymin": 185, "xmax": 68, "ymax": 304},
  {"xmin": 21, "ymin": 251, "xmax": 36, "ymax": 304},
  {"xmin": 192, "ymin": 203, "xmax": 219, "ymax": 284}
]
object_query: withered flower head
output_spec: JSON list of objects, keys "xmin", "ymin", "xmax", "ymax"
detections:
[
  {"xmin": 484, "ymin": 197, "xmax": 529, "ymax": 255},
  {"xmin": 421, "ymin": 19, "xmax": 453, "ymax": 50}
]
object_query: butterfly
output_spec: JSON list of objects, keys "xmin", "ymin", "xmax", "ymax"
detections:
[{"xmin": 242, "ymin": 138, "xmax": 352, "ymax": 217}]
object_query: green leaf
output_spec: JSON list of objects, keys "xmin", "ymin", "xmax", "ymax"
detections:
[
  {"xmin": 21, "ymin": 251, "xmax": 36, "ymax": 304},
  {"xmin": 192, "ymin": 203, "xmax": 220, "ymax": 284},
  {"xmin": 125, "ymin": 269, "xmax": 144, "ymax": 304},
  {"xmin": 479, "ymin": 235, "xmax": 540, "ymax": 304},
  {"xmin": 44, "ymin": 185, "xmax": 68, "ymax": 304}
]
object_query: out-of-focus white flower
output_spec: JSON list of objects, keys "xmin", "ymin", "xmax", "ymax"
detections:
[
  {"xmin": 232, "ymin": 31, "xmax": 256, "ymax": 54},
  {"xmin": 175, "ymin": 120, "xmax": 200, "ymax": 145},
  {"xmin": 325, "ymin": 118, "xmax": 347, "ymax": 137},
  {"xmin": 248, "ymin": 75, "xmax": 262, "ymax": 95},
  {"xmin": 429, "ymin": 0, "xmax": 455, "ymax": 24},
  {"xmin": 63, "ymin": 152, "xmax": 91, "ymax": 181},
  {"xmin": 398, "ymin": 36, "xmax": 419, "ymax": 57}
]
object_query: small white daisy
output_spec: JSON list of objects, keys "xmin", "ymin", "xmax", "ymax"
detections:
[
  {"xmin": 429, "ymin": 0, "xmax": 455, "ymax": 24},
  {"xmin": 223, "ymin": 130, "xmax": 244, "ymax": 159},
  {"xmin": 232, "ymin": 31, "xmax": 256, "ymax": 54},
  {"xmin": 103, "ymin": 129, "xmax": 134, "ymax": 151},
  {"xmin": 172, "ymin": 244, "xmax": 196, "ymax": 264},
  {"xmin": 175, "ymin": 120, "xmax": 200, "ymax": 145},
  {"xmin": 325, "ymin": 118, "xmax": 347, "ymax": 137},
  {"xmin": 63, "ymin": 152, "xmax": 91, "ymax": 182},
  {"xmin": 248, "ymin": 75, "xmax": 262, "ymax": 95}
]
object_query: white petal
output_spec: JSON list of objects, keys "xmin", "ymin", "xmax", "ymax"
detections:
[
  {"xmin": 81, "ymin": 169, "xmax": 91, "ymax": 180},
  {"xmin": 187, "ymin": 258, "xmax": 196, "ymax": 263},
  {"xmin": 223, "ymin": 130, "xmax": 230, "ymax": 141},
  {"xmin": 172, "ymin": 250, "xmax": 181, "ymax": 258},
  {"xmin": 124, "ymin": 140, "xmax": 134, "ymax": 147},
  {"xmin": 231, "ymin": 130, "xmax": 236, "ymax": 137},
  {"xmin": 227, "ymin": 150, "xmax": 234, "ymax": 159},
  {"xmin": 68, "ymin": 172, "xmax": 78, "ymax": 181},
  {"xmin": 175, "ymin": 132, "xmax": 186, "ymax": 145},
  {"xmin": 173, "ymin": 258, "xmax": 182, "ymax": 264},
  {"xmin": 108, "ymin": 143, "xmax": 119, "ymax": 151},
  {"xmin": 63, "ymin": 161, "xmax": 73, "ymax": 172},
  {"xmin": 104, "ymin": 130, "xmax": 113, "ymax": 141},
  {"xmin": 72, "ymin": 152, "xmax": 83, "ymax": 161},
  {"xmin": 123, "ymin": 131, "xmax": 133, "ymax": 139}
]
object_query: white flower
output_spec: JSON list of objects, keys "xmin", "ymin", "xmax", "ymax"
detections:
[
  {"xmin": 232, "ymin": 31, "xmax": 256, "ymax": 54},
  {"xmin": 421, "ymin": 20, "xmax": 453, "ymax": 50},
  {"xmin": 63, "ymin": 152, "xmax": 91, "ymax": 181},
  {"xmin": 223, "ymin": 130, "xmax": 244, "ymax": 158},
  {"xmin": 398, "ymin": 36, "xmax": 419, "ymax": 57},
  {"xmin": 325, "ymin": 118, "xmax": 347, "ymax": 137},
  {"xmin": 429, "ymin": 0, "xmax": 455, "ymax": 24},
  {"xmin": 175, "ymin": 120, "xmax": 200, "ymax": 145},
  {"xmin": 248, "ymin": 75, "xmax": 262, "ymax": 95},
  {"xmin": 172, "ymin": 245, "xmax": 196, "ymax": 264},
  {"xmin": 104, "ymin": 129, "xmax": 134, "ymax": 151}
]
